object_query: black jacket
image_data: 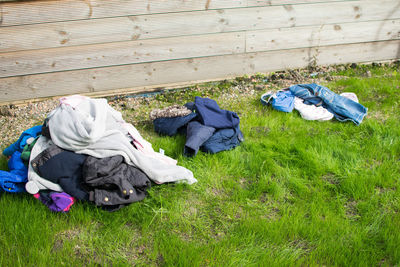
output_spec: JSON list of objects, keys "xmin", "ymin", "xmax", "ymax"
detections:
[{"xmin": 83, "ymin": 155, "xmax": 151, "ymax": 211}]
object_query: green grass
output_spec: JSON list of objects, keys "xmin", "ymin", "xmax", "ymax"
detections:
[{"xmin": 1, "ymin": 63, "xmax": 400, "ymax": 266}]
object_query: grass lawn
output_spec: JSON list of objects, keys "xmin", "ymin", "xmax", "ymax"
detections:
[{"xmin": 0, "ymin": 63, "xmax": 399, "ymax": 266}]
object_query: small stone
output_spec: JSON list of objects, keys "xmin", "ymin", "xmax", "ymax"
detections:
[
  {"xmin": 350, "ymin": 63, "xmax": 357, "ymax": 69},
  {"xmin": 0, "ymin": 106, "xmax": 13, "ymax": 116},
  {"xmin": 254, "ymin": 84, "xmax": 265, "ymax": 91},
  {"xmin": 337, "ymin": 65, "xmax": 346, "ymax": 72},
  {"xmin": 365, "ymin": 70, "xmax": 372, "ymax": 77}
]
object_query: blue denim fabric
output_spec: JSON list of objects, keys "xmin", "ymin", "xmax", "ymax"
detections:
[
  {"xmin": 184, "ymin": 121, "xmax": 216, "ymax": 157},
  {"xmin": 194, "ymin": 97, "xmax": 240, "ymax": 129},
  {"xmin": 3, "ymin": 125, "xmax": 42, "ymax": 156},
  {"xmin": 289, "ymin": 83, "xmax": 368, "ymax": 125},
  {"xmin": 0, "ymin": 151, "xmax": 28, "ymax": 193},
  {"xmin": 271, "ymin": 91, "xmax": 295, "ymax": 112},
  {"xmin": 202, "ymin": 126, "xmax": 244, "ymax": 154},
  {"xmin": 153, "ymin": 113, "xmax": 197, "ymax": 136}
]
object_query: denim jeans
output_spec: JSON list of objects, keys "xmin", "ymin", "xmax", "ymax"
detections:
[{"xmin": 289, "ymin": 83, "xmax": 368, "ymax": 125}]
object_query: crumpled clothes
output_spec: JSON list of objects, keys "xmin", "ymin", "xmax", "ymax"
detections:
[
  {"xmin": 289, "ymin": 83, "xmax": 367, "ymax": 125},
  {"xmin": 149, "ymin": 104, "xmax": 192, "ymax": 121},
  {"xmin": 47, "ymin": 95, "xmax": 196, "ymax": 185}
]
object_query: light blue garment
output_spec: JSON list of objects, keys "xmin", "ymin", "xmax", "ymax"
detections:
[
  {"xmin": 289, "ymin": 83, "xmax": 367, "ymax": 125},
  {"xmin": 271, "ymin": 91, "xmax": 295, "ymax": 113}
]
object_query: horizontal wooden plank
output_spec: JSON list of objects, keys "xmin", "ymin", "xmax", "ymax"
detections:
[
  {"xmin": 1, "ymin": 40, "xmax": 398, "ymax": 103},
  {"xmin": 0, "ymin": 32, "xmax": 244, "ymax": 78},
  {"xmin": 2, "ymin": 19, "xmax": 398, "ymax": 78},
  {"xmin": 0, "ymin": 0, "xmax": 359, "ymax": 27},
  {"xmin": 247, "ymin": 0, "xmax": 357, "ymax": 6},
  {"xmin": 247, "ymin": 19, "xmax": 400, "ymax": 52},
  {"xmin": 2, "ymin": 0, "xmax": 399, "ymax": 52},
  {"xmin": 0, "ymin": 0, "xmax": 247, "ymax": 27}
]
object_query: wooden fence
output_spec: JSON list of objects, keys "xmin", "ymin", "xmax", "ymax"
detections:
[{"xmin": 0, "ymin": 0, "xmax": 399, "ymax": 103}]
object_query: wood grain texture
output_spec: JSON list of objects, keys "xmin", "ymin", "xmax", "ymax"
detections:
[
  {"xmin": 247, "ymin": 0, "xmax": 357, "ymax": 5},
  {"xmin": 0, "ymin": 0, "xmax": 247, "ymax": 27},
  {"xmin": 0, "ymin": 0, "xmax": 360, "ymax": 27},
  {"xmin": 2, "ymin": 18, "xmax": 398, "ymax": 77},
  {"xmin": 1, "ymin": 0, "xmax": 399, "ymax": 52},
  {"xmin": 1, "ymin": 40, "xmax": 398, "ymax": 103},
  {"xmin": 0, "ymin": 32, "xmax": 245, "ymax": 78},
  {"xmin": 247, "ymin": 19, "xmax": 400, "ymax": 52}
]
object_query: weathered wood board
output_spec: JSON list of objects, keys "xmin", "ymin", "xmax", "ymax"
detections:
[
  {"xmin": 0, "ymin": 32, "xmax": 245, "ymax": 78},
  {"xmin": 2, "ymin": 0, "xmax": 399, "ymax": 52},
  {"xmin": 0, "ymin": 0, "xmax": 356, "ymax": 27},
  {"xmin": 1, "ymin": 40, "xmax": 398, "ymax": 103}
]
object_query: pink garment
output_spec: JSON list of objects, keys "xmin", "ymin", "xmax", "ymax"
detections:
[{"xmin": 59, "ymin": 95, "xmax": 89, "ymax": 108}]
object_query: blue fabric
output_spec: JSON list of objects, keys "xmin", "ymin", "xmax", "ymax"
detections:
[
  {"xmin": 3, "ymin": 125, "xmax": 42, "ymax": 156},
  {"xmin": 0, "ymin": 151, "xmax": 28, "ymax": 193},
  {"xmin": 194, "ymin": 96, "xmax": 240, "ymax": 129},
  {"xmin": 271, "ymin": 91, "xmax": 295, "ymax": 113},
  {"xmin": 260, "ymin": 92, "xmax": 274, "ymax": 106},
  {"xmin": 154, "ymin": 113, "xmax": 197, "ymax": 136},
  {"xmin": 289, "ymin": 83, "xmax": 368, "ymax": 125},
  {"xmin": 202, "ymin": 126, "xmax": 244, "ymax": 154},
  {"xmin": 184, "ymin": 121, "xmax": 215, "ymax": 157},
  {"xmin": 153, "ymin": 98, "xmax": 244, "ymax": 156}
]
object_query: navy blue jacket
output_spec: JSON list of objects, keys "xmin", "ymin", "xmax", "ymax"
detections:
[{"xmin": 153, "ymin": 97, "xmax": 244, "ymax": 157}]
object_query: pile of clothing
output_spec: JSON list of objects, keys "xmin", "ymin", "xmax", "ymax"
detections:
[
  {"xmin": 151, "ymin": 96, "xmax": 244, "ymax": 157},
  {"xmin": 1, "ymin": 95, "xmax": 196, "ymax": 212},
  {"xmin": 261, "ymin": 83, "xmax": 368, "ymax": 125}
]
